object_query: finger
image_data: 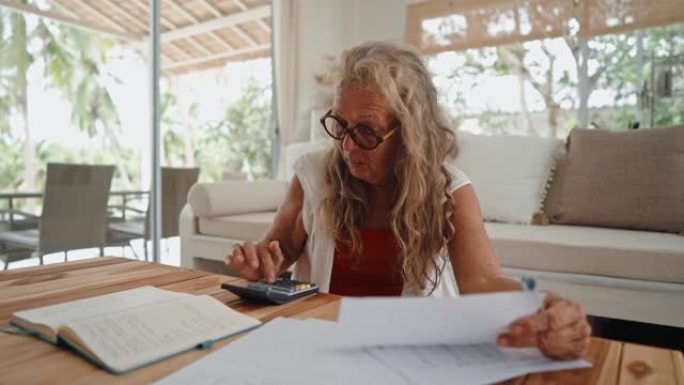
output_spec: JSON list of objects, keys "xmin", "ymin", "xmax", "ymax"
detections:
[
  {"xmin": 545, "ymin": 299, "xmax": 586, "ymax": 330},
  {"xmin": 504, "ymin": 313, "xmax": 548, "ymax": 340},
  {"xmin": 499, "ymin": 313, "xmax": 592, "ymax": 350},
  {"xmin": 546, "ymin": 321, "xmax": 592, "ymax": 343},
  {"xmin": 497, "ymin": 330, "xmax": 538, "ymax": 348},
  {"xmin": 226, "ymin": 244, "xmax": 244, "ymax": 265},
  {"xmin": 269, "ymin": 240, "xmax": 284, "ymax": 270},
  {"xmin": 243, "ymin": 242, "xmax": 260, "ymax": 270},
  {"xmin": 510, "ymin": 299, "xmax": 583, "ymax": 337},
  {"xmin": 227, "ymin": 245, "xmax": 262, "ymax": 281},
  {"xmin": 257, "ymin": 245, "xmax": 276, "ymax": 283},
  {"xmin": 498, "ymin": 308, "xmax": 575, "ymax": 347},
  {"xmin": 540, "ymin": 333, "xmax": 590, "ymax": 360}
]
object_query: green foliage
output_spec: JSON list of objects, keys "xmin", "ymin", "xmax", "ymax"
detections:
[
  {"xmin": 432, "ymin": 23, "xmax": 684, "ymax": 136},
  {"xmin": 0, "ymin": 5, "xmax": 273, "ymax": 193},
  {"xmin": 37, "ymin": 20, "xmax": 120, "ymax": 136},
  {"xmin": 0, "ymin": 136, "xmax": 24, "ymax": 192},
  {"xmin": 0, "ymin": 5, "xmax": 133, "ymax": 192},
  {"xmin": 195, "ymin": 79, "xmax": 273, "ymax": 181}
]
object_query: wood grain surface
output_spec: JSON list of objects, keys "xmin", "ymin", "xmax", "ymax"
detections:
[{"xmin": 0, "ymin": 257, "xmax": 681, "ymax": 385}]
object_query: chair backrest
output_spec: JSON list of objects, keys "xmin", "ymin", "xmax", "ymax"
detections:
[
  {"xmin": 39, "ymin": 163, "xmax": 114, "ymax": 254},
  {"xmin": 145, "ymin": 167, "xmax": 200, "ymax": 239}
]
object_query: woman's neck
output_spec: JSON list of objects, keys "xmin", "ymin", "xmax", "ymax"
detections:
[{"xmin": 364, "ymin": 182, "xmax": 397, "ymax": 230}]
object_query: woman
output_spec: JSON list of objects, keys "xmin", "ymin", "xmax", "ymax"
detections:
[{"xmin": 226, "ymin": 41, "xmax": 590, "ymax": 360}]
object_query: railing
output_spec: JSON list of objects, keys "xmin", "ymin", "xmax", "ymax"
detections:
[{"xmin": 0, "ymin": 190, "xmax": 149, "ymax": 230}]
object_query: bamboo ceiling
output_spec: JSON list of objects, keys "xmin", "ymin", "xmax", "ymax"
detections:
[{"xmin": 43, "ymin": 0, "xmax": 272, "ymax": 75}]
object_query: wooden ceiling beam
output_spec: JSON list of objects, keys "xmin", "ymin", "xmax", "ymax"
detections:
[
  {"xmin": 233, "ymin": 0, "xmax": 271, "ymax": 32},
  {"xmin": 167, "ymin": 0, "xmax": 235, "ymax": 51},
  {"xmin": 163, "ymin": 43, "xmax": 268, "ymax": 70},
  {"xmin": 0, "ymin": 0, "xmax": 139, "ymax": 40},
  {"xmin": 161, "ymin": 4, "xmax": 269, "ymax": 43}
]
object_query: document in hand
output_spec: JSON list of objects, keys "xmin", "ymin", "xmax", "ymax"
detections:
[
  {"xmin": 10, "ymin": 286, "xmax": 261, "ymax": 374},
  {"xmin": 156, "ymin": 291, "xmax": 591, "ymax": 385}
]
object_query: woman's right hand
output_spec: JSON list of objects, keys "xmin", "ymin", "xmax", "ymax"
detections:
[{"xmin": 225, "ymin": 240, "xmax": 285, "ymax": 283}]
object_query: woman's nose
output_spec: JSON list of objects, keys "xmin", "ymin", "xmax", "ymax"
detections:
[{"xmin": 341, "ymin": 133, "xmax": 358, "ymax": 151}]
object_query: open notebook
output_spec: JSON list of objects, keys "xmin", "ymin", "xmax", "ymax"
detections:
[{"xmin": 10, "ymin": 286, "xmax": 261, "ymax": 374}]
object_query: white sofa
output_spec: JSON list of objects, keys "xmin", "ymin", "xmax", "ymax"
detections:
[{"xmin": 180, "ymin": 134, "xmax": 684, "ymax": 327}]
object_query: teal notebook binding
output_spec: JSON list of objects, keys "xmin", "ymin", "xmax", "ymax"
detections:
[{"xmin": 56, "ymin": 324, "xmax": 261, "ymax": 375}]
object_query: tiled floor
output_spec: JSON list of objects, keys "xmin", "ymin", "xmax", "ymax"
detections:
[{"xmin": 2, "ymin": 236, "xmax": 182, "ymax": 270}]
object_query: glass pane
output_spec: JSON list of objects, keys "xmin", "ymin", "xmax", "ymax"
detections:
[{"xmin": 158, "ymin": 0, "xmax": 273, "ymax": 267}]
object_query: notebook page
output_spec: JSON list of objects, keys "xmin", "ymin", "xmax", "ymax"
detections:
[
  {"xmin": 13, "ymin": 286, "xmax": 190, "ymax": 336},
  {"xmin": 61, "ymin": 295, "xmax": 261, "ymax": 373}
]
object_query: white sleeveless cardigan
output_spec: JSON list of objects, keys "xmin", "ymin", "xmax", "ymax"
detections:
[{"xmin": 291, "ymin": 150, "xmax": 471, "ymax": 297}]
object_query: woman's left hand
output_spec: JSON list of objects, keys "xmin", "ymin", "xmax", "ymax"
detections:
[{"xmin": 496, "ymin": 292, "xmax": 591, "ymax": 360}]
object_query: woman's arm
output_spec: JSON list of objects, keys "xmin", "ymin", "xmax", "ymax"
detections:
[
  {"xmin": 262, "ymin": 175, "xmax": 308, "ymax": 265},
  {"xmin": 446, "ymin": 185, "xmax": 521, "ymax": 293},
  {"xmin": 226, "ymin": 176, "xmax": 308, "ymax": 282}
]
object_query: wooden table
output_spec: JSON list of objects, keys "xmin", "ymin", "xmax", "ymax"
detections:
[{"xmin": 0, "ymin": 258, "xmax": 681, "ymax": 385}]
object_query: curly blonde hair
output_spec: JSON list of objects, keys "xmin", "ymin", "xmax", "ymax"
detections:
[{"xmin": 321, "ymin": 41, "xmax": 459, "ymax": 292}]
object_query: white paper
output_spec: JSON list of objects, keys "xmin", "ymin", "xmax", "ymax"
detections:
[
  {"xmin": 335, "ymin": 291, "xmax": 546, "ymax": 347},
  {"xmin": 156, "ymin": 292, "xmax": 591, "ymax": 385}
]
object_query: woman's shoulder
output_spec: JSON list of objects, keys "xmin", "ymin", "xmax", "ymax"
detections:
[
  {"xmin": 293, "ymin": 147, "xmax": 332, "ymax": 198},
  {"xmin": 444, "ymin": 158, "xmax": 471, "ymax": 192}
]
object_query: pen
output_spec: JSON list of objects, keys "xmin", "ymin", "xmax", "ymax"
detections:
[{"xmin": 520, "ymin": 276, "xmax": 536, "ymax": 292}]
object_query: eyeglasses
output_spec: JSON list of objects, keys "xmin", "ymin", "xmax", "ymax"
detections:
[{"xmin": 320, "ymin": 110, "xmax": 398, "ymax": 150}]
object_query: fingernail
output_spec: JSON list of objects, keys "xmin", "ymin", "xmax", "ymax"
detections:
[
  {"xmin": 234, "ymin": 254, "xmax": 243, "ymax": 263},
  {"xmin": 250, "ymin": 261, "xmax": 259, "ymax": 269}
]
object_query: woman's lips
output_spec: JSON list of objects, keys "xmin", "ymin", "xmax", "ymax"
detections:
[{"xmin": 346, "ymin": 157, "xmax": 365, "ymax": 166}]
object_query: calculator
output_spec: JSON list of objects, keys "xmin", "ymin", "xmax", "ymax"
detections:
[{"xmin": 221, "ymin": 278, "xmax": 319, "ymax": 305}]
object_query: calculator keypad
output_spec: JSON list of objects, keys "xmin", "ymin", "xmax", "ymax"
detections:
[{"xmin": 247, "ymin": 279, "xmax": 313, "ymax": 294}]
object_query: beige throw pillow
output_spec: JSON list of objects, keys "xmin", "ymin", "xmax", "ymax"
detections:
[
  {"xmin": 550, "ymin": 127, "xmax": 684, "ymax": 233},
  {"xmin": 541, "ymin": 151, "xmax": 568, "ymax": 223}
]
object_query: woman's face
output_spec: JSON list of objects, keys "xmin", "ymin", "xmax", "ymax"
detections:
[{"xmin": 332, "ymin": 84, "xmax": 400, "ymax": 186}]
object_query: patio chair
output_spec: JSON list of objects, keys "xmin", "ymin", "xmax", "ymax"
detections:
[
  {"xmin": 0, "ymin": 163, "xmax": 114, "ymax": 269},
  {"xmin": 107, "ymin": 167, "xmax": 199, "ymax": 260}
]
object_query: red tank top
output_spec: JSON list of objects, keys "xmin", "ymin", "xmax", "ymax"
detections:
[{"xmin": 329, "ymin": 228, "xmax": 404, "ymax": 296}]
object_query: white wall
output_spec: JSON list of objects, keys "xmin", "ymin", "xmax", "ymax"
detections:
[{"xmin": 291, "ymin": 0, "xmax": 408, "ymax": 143}]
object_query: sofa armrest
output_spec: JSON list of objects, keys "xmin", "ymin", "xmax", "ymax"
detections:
[
  {"xmin": 179, "ymin": 204, "xmax": 196, "ymax": 237},
  {"xmin": 179, "ymin": 204, "xmax": 197, "ymax": 269},
  {"xmin": 187, "ymin": 180, "xmax": 289, "ymax": 218}
]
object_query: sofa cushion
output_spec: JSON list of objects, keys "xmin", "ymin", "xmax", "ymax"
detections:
[
  {"xmin": 188, "ymin": 181, "xmax": 288, "ymax": 217},
  {"xmin": 456, "ymin": 132, "xmax": 562, "ymax": 224},
  {"xmin": 486, "ymin": 222, "xmax": 684, "ymax": 283},
  {"xmin": 195, "ymin": 210, "xmax": 684, "ymax": 283},
  {"xmin": 198, "ymin": 211, "xmax": 276, "ymax": 241},
  {"xmin": 550, "ymin": 127, "xmax": 684, "ymax": 233}
]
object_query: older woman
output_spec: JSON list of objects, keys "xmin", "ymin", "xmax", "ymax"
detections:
[{"xmin": 227, "ymin": 41, "xmax": 591, "ymax": 359}]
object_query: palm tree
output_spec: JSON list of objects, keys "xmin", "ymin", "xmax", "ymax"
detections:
[
  {"xmin": 0, "ymin": 4, "xmax": 132, "ymax": 194},
  {"xmin": 36, "ymin": 19, "xmax": 133, "ymax": 188},
  {"xmin": 0, "ymin": 4, "xmax": 35, "ymax": 194}
]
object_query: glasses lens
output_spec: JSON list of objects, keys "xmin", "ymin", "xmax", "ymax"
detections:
[
  {"xmin": 323, "ymin": 116, "xmax": 345, "ymax": 139},
  {"xmin": 351, "ymin": 125, "xmax": 380, "ymax": 149}
]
